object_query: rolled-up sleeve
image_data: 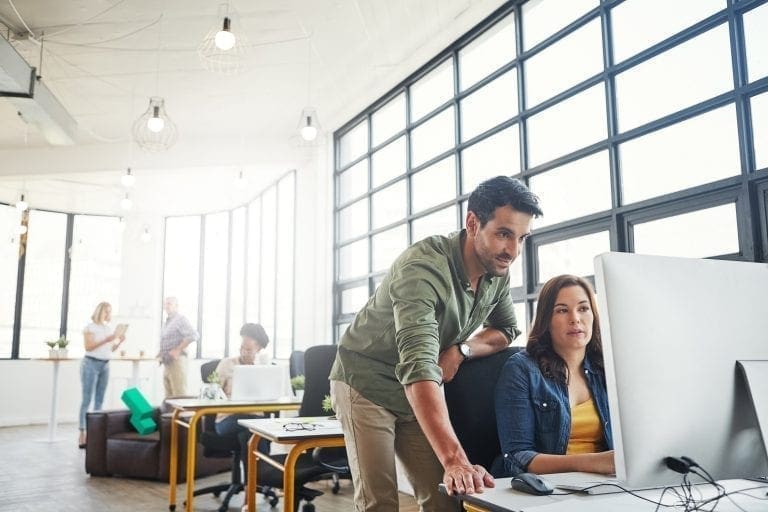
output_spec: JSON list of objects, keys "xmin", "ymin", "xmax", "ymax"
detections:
[
  {"xmin": 390, "ymin": 260, "xmax": 446, "ymax": 386},
  {"xmin": 485, "ymin": 287, "xmax": 521, "ymax": 344},
  {"xmin": 495, "ymin": 355, "xmax": 538, "ymax": 476}
]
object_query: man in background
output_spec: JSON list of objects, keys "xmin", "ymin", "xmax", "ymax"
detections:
[{"xmin": 158, "ymin": 296, "xmax": 199, "ymax": 397}]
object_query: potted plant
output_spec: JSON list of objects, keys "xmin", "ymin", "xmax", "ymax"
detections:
[
  {"xmin": 199, "ymin": 369, "xmax": 226, "ymax": 400},
  {"xmin": 322, "ymin": 394, "xmax": 334, "ymax": 417},
  {"xmin": 45, "ymin": 339, "xmax": 58, "ymax": 359},
  {"xmin": 290, "ymin": 375, "xmax": 305, "ymax": 400},
  {"xmin": 56, "ymin": 336, "xmax": 70, "ymax": 358}
]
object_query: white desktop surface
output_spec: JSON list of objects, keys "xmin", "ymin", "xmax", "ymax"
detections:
[
  {"xmin": 457, "ymin": 477, "xmax": 768, "ymax": 511},
  {"xmin": 238, "ymin": 416, "xmax": 343, "ymax": 442}
]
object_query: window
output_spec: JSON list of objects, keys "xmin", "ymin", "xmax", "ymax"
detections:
[{"xmin": 0, "ymin": 205, "xmax": 21, "ymax": 358}]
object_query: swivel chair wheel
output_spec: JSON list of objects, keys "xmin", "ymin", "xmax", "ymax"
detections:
[
  {"xmin": 331, "ymin": 473, "xmax": 341, "ymax": 494},
  {"xmin": 301, "ymin": 503, "xmax": 316, "ymax": 512},
  {"xmin": 269, "ymin": 496, "xmax": 279, "ymax": 507}
]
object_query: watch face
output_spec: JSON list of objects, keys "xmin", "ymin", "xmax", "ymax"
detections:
[{"xmin": 459, "ymin": 343, "xmax": 471, "ymax": 358}]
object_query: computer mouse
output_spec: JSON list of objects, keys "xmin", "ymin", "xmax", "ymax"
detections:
[{"xmin": 510, "ymin": 472, "xmax": 554, "ymax": 495}]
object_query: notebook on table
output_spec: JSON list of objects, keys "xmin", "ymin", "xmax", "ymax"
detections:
[{"xmin": 230, "ymin": 364, "xmax": 287, "ymax": 401}]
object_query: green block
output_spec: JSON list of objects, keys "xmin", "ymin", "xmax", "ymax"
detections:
[{"xmin": 121, "ymin": 387, "xmax": 157, "ymax": 435}]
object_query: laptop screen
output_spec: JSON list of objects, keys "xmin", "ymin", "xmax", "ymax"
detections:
[{"xmin": 230, "ymin": 364, "xmax": 288, "ymax": 401}]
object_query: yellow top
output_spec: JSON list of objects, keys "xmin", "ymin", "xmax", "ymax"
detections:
[{"xmin": 566, "ymin": 398, "xmax": 603, "ymax": 455}]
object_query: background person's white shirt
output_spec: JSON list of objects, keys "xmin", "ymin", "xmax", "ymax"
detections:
[{"xmin": 84, "ymin": 323, "xmax": 114, "ymax": 360}]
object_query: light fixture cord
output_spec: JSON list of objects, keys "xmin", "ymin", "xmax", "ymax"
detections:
[
  {"xmin": 154, "ymin": 11, "xmax": 164, "ymax": 96},
  {"xmin": 306, "ymin": 32, "xmax": 312, "ymax": 106}
]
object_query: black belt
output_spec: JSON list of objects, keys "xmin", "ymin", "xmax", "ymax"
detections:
[{"xmin": 84, "ymin": 355, "xmax": 109, "ymax": 362}]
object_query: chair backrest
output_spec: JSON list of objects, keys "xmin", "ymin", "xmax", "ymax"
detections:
[
  {"xmin": 289, "ymin": 350, "xmax": 305, "ymax": 380},
  {"xmin": 298, "ymin": 345, "xmax": 338, "ymax": 417},
  {"xmin": 444, "ymin": 346, "xmax": 520, "ymax": 472},
  {"xmin": 200, "ymin": 359, "xmax": 221, "ymax": 382}
]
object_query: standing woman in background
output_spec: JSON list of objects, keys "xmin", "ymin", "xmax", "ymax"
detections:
[{"xmin": 78, "ymin": 301, "xmax": 125, "ymax": 448}]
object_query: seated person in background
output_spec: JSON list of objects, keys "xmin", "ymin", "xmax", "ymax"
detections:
[
  {"xmin": 213, "ymin": 323, "xmax": 271, "ymax": 469},
  {"xmin": 494, "ymin": 274, "xmax": 614, "ymax": 477}
]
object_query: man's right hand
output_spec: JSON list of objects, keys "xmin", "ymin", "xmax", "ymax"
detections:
[
  {"xmin": 442, "ymin": 462, "xmax": 494, "ymax": 495},
  {"xmin": 438, "ymin": 344, "xmax": 464, "ymax": 383}
]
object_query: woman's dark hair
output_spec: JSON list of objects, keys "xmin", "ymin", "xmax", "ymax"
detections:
[
  {"xmin": 526, "ymin": 274, "xmax": 603, "ymax": 383},
  {"xmin": 240, "ymin": 323, "xmax": 269, "ymax": 349},
  {"xmin": 467, "ymin": 176, "xmax": 543, "ymax": 226}
]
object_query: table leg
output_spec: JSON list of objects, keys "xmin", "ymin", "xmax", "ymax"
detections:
[
  {"xmin": 185, "ymin": 412, "xmax": 202, "ymax": 511},
  {"xmin": 168, "ymin": 409, "xmax": 180, "ymax": 511},
  {"xmin": 247, "ymin": 433, "xmax": 261, "ymax": 512},
  {"xmin": 48, "ymin": 359, "xmax": 60, "ymax": 442},
  {"xmin": 130, "ymin": 361, "xmax": 140, "ymax": 388}
]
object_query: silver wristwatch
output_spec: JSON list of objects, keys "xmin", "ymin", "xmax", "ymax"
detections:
[{"xmin": 458, "ymin": 342, "xmax": 472, "ymax": 360}]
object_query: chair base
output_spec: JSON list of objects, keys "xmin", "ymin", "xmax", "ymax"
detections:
[{"xmin": 193, "ymin": 482, "xmax": 243, "ymax": 512}]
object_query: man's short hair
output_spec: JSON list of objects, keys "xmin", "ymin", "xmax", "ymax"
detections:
[
  {"xmin": 468, "ymin": 176, "xmax": 543, "ymax": 226},
  {"xmin": 240, "ymin": 323, "xmax": 269, "ymax": 349}
]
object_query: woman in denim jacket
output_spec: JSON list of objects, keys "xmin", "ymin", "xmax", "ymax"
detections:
[{"xmin": 494, "ymin": 275, "xmax": 614, "ymax": 477}]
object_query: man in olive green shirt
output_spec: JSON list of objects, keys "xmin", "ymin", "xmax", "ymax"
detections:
[{"xmin": 330, "ymin": 176, "xmax": 543, "ymax": 511}]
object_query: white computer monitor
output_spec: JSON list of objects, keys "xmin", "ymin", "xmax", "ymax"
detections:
[
  {"xmin": 594, "ymin": 252, "xmax": 768, "ymax": 487},
  {"xmin": 230, "ymin": 364, "xmax": 289, "ymax": 401}
]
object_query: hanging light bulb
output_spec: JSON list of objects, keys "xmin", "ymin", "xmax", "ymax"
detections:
[
  {"xmin": 140, "ymin": 227, "xmax": 152, "ymax": 243},
  {"xmin": 214, "ymin": 17, "xmax": 236, "ymax": 50},
  {"xmin": 121, "ymin": 194, "xmax": 133, "ymax": 211},
  {"xmin": 121, "ymin": 168, "xmax": 136, "ymax": 188},
  {"xmin": 147, "ymin": 105, "xmax": 165, "ymax": 133},
  {"xmin": 300, "ymin": 115, "xmax": 318, "ymax": 141},
  {"xmin": 16, "ymin": 194, "xmax": 28, "ymax": 212}
]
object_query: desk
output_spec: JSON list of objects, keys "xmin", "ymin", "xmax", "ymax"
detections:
[
  {"xmin": 35, "ymin": 357, "xmax": 78, "ymax": 442},
  {"xmin": 166, "ymin": 397, "xmax": 301, "ymax": 511},
  {"xmin": 456, "ymin": 477, "xmax": 768, "ymax": 511},
  {"xmin": 239, "ymin": 417, "xmax": 345, "ymax": 512}
]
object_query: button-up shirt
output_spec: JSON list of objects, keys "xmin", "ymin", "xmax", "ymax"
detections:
[
  {"xmin": 159, "ymin": 313, "xmax": 198, "ymax": 365},
  {"xmin": 330, "ymin": 229, "xmax": 520, "ymax": 417}
]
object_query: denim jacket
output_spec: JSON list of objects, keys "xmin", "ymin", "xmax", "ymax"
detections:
[{"xmin": 494, "ymin": 350, "xmax": 613, "ymax": 477}]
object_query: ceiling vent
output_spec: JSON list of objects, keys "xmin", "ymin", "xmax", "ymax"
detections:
[{"xmin": 0, "ymin": 34, "xmax": 77, "ymax": 145}]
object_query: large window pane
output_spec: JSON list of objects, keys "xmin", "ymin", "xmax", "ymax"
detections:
[
  {"xmin": 259, "ymin": 189, "xmax": 277, "ymax": 351},
  {"xmin": 527, "ymin": 84, "xmax": 606, "ymax": 167},
  {"xmin": 410, "ymin": 59, "xmax": 454, "ymax": 122},
  {"xmin": 530, "ymin": 151, "xmax": 611, "ymax": 228},
  {"xmin": 411, "ymin": 106, "xmax": 455, "ymax": 168},
  {"xmin": 525, "ymin": 19, "xmax": 603, "ymax": 108},
  {"xmin": 229, "ymin": 207, "xmax": 245, "ymax": 356},
  {"xmin": 459, "ymin": 15, "xmax": 516, "ymax": 91},
  {"xmin": 0, "ymin": 205, "xmax": 21, "ymax": 358},
  {"xmin": 744, "ymin": 2, "xmax": 768, "ymax": 83},
  {"xmin": 411, "ymin": 206, "xmax": 458, "ymax": 243},
  {"xmin": 372, "ymin": 225, "xmax": 408, "ymax": 273},
  {"xmin": 461, "ymin": 126, "xmax": 520, "ymax": 194},
  {"xmin": 633, "ymin": 204, "xmax": 739, "ymax": 258},
  {"xmin": 372, "ymin": 136, "xmax": 406, "ymax": 188},
  {"xmin": 164, "ymin": 216, "xmax": 201, "ymax": 331},
  {"xmin": 246, "ymin": 198, "xmax": 261, "ymax": 324},
  {"xmin": 341, "ymin": 285, "xmax": 369, "ymax": 316},
  {"xmin": 620, "ymin": 105, "xmax": 739, "ymax": 204},
  {"xmin": 372, "ymin": 180, "xmax": 406, "ymax": 230},
  {"xmin": 537, "ymin": 231, "xmax": 610, "ymax": 283},
  {"xmin": 522, "ymin": 0, "xmax": 596, "ymax": 50},
  {"xmin": 752, "ymin": 92, "xmax": 768, "ymax": 170},
  {"xmin": 412, "ymin": 156, "xmax": 456, "ymax": 214},
  {"xmin": 615, "ymin": 24, "xmax": 732, "ymax": 131},
  {"xmin": 508, "ymin": 255, "xmax": 523, "ymax": 289},
  {"xmin": 338, "ymin": 239, "xmax": 369, "ymax": 281},
  {"xmin": 66, "ymin": 215, "xmax": 122, "ymax": 357},
  {"xmin": 338, "ymin": 198, "xmax": 369, "ymax": 241},
  {"xmin": 339, "ymin": 120, "xmax": 369, "ymax": 168},
  {"xmin": 611, "ymin": 0, "xmax": 723, "ymax": 64},
  {"xmin": 20, "ymin": 210, "xmax": 67, "ymax": 358},
  {"xmin": 275, "ymin": 175, "xmax": 295, "ymax": 359},
  {"xmin": 338, "ymin": 159, "xmax": 368, "ymax": 204},
  {"xmin": 512, "ymin": 302, "xmax": 527, "ymax": 346},
  {"xmin": 201, "ymin": 212, "xmax": 228, "ymax": 359},
  {"xmin": 460, "ymin": 70, "xmax": 518, "ymax": 141},
  {"xmin": 372, "ymin": 93, "xmax": 406, "ymax": 147}
]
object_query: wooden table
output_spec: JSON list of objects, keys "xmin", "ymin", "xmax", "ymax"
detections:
[
  {"xmin": 239, "ymin": 416, "xmax": 346, "ymax": 512},
  {"xmin": 166, "ymin": 397, "xmax": 301, "ymax": 511}
]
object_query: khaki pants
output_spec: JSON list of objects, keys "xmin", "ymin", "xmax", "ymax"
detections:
[
  {"xmin": 331, "ymin": 380, "xmax": 460, "ymax": 512},
  {"xmin": 163, "ymin": 355, "xmax": 187, "ymax": 397}
]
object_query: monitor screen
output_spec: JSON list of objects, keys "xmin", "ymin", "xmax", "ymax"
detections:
[{"xmin": 594, "ymin": 252, "xmax": 768, "ymax": 487}]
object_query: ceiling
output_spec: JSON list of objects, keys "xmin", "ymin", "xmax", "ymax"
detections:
[{"xmin": 0, "ymin": 0, "xmax": 506, "ymax": 215}]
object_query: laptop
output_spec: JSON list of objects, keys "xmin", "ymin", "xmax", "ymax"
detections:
[
  {"xmin": 545, "ymin": 472, "xmax": 661, "ymax": 495},
  {"xmin": 230, "ymin": 364, "xmax": 287, "ymax": 401}
]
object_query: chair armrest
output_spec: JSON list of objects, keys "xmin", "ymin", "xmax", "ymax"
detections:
[{"xmin": 311, "ymin": 447, "xmax": 349, "ymax": 473}]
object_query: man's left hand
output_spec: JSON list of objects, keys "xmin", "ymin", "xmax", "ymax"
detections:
[{"xmin": 438, "ymin": 344, "xmax": 464, "ymax": 383}]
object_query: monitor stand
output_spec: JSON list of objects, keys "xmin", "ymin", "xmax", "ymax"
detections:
[{"xmin": 736, "ymin": 360, "xmax": 768, "ymax": 481}]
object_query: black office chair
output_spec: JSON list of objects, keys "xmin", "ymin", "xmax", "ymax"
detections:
[
  {"xmin": 194, "ymin": 359, "xmax": 278, "ymax": 512},
  {"xmin": 289, "ymin": 350, "xmax": 305, "ymax": 381},
  {"xmin": 444, "ymin": 346, "xmax": 520, "ymax": 475},
  {"xmin": 254, "ymin": 344, "xmax": 350, "ymax": 511}
]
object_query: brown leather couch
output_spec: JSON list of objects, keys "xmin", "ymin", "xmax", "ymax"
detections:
[{"xmin": 84, "ymin": 401, "xmax": 231, "ymax": 482}]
